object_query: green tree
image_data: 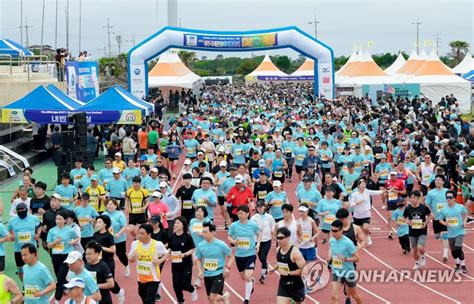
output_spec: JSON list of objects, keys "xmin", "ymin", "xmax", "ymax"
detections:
[
  {"xmin": 449, "ymin": 40, "xmax": 470, "ymax": 64},
  {"xmin": 274, "ymin": 55, "xmax": 291, "ymax": 73},
  {"xmin": 236, "ymin": 59, "xmax": 259, "ymax": 75},
  {"xmin": 178, "ymin": 50, "xmax": 197, "ymax": 68},
  {"xmin": 215, "ymin": 67, "xmax": 226, "ymax": 76},
  {"xmin": 216, "ymin": 54, "xmax": 224, "ymax": 60}
]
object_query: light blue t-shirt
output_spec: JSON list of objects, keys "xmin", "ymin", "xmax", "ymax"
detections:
[
  {"xmin": 7, "ymin": 214, "xmax": 40, "ymax": 252},
  {"xmin": 74, "ymin": 205, "xmax": 99, "ymax": 238},
  {"xmin": 106, "ymin": 177, "xmax": 128, "ymax": 198},
  {"xmin": 102, "ymin": 210, "xmax": 127, "ymax": 243},
  {"xmin": 189, "ymin": 217, "xmax": 207, "ymax": 246},
  {"xmin": 0, "ymin": 224, "xmax": 8, "ymax": 256},
  {"xmin": 316, "ymin": 199, "xmax": 343, "ymax": 231},
  {"xmin": 375, "ymin": 162, "xmax": 392, "ymax": 184},
  {"xmin": 70, "ymin": 168, "xmax": 87, "ymax": 188},
  {"xmin": 342, "ymin": 172, "xmax": 360, "ymax": 194},
  {"xmin": 293, "ymin": 146, "xmax": 308, "ymax": 166},
  {"xmin": 231, "ymin": 143, "xmax": 247, "ymax": 165},
  {"xmin": 296, "ymin": 187, "xmax": 322, "ymax": 211},
  {"xmin": 216, "ymin": 171, "xmax": 231, "ymax": 196},
  {"xmin": 425, "ymin": 188, "xmax": 448, "ymax": 220},
  {"xmin": 144, "ymin": 177, "xmax": 160, "ymax": 192},
  {"xmin": 54, "ymin": 184, "xmax": 78, "ymax": 209},
  {"xmin": 265, "ymin": 191, "xmax": 288, "ymax": 220},
  {"xmin": 123, "ymin": 167, "xmax": 140, "ymax": 188},
  {"xmin": 184, "ymin": 139, "xmax": 200, "ymax": 158},
  {"xmin": 67, "ymin": 269, "xmax": 99, "ymax": 296},
  {"xmin": 23, "ymin": 261, "xmax": 55, "ymax": 304},
  {"xmin": 439, "ymin": 204, "xmax": 468, "ymax": 238},
  {"xmin": 195, "ymin": 238, "xmax": 232, "ymax": 277},
  {"xmin": 228, "ymin": 220, "xmax": 260, "ymax": 257},
  {"xmin": 46, "ymin": 226, "xmax": 78, "ymax": 255},
  {"xmin": 320, "ymin": 148, "xmax": 333, "ymax": 169},
  {"xmin": 392, "ymin": 207, "xmax": 409, "ymax": 236},
  {"xmin": 329, "ymin": 235, "xmax": 357, "ymax": 278},
  {"xmin": 192, "ymin": 189, "xmax": 217, "ymax": 219},
  {"xmin": 78, "ymin": 175, "xmax": 92, "ymax": 190},
  {"xmin": 98, "ymin": 168, "xmax": 113, "ymax": 185}
]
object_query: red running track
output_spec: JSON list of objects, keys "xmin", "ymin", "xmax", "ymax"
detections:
[{"xmin": 109, "ymin": 157, "xmax": 474, "ymax": 304}]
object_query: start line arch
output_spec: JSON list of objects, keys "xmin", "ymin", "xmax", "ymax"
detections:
[{"xmin": 128, "ymin": 26, "xmax": 335, "ymax": 99}]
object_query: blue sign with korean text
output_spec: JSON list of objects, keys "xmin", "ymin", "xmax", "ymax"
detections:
[{"xmin": 65, "ymin": 61, "xmax": 100, "ymax": 102}]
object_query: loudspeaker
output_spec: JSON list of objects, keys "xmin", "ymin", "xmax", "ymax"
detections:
[
  {"xmin": 61, "ymin": 131, "xmax": 74, "ymax": 151},
  {"xmin": 77, "ymin": 136, "xmax": 87, "ymax": 150}
]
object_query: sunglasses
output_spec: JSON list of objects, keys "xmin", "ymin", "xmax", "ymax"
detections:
[
  {"xmin": 276, "ymin": 236, "xmax": 286, "ymax": 240},
  {"xmin": 331, "ymin": 229, "xmax": 341, "ymax": 233},
  {"xmin": 446, "ymin": 196, "xmax": 454, "ymax": 199}
]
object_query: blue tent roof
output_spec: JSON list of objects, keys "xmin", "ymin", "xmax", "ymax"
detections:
[
  {"xmin": 0, "ymin": 38, "xmax": 33, "ymax": 57},
  {"xmin": 46, "ymin": 84, "xmax": 85, "ymax": 109},
  {"xmin": 3, "ymin": 85, "xmax": 77, "ymax": 111},
  {"xmin": 77, "ymin": 85, "xmax": 153, "ymax": 113},
  {"xmin": 463, "ymin": 70, "xmax": 474, "ymax": 82}
]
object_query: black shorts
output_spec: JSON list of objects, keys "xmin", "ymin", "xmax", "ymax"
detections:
[
  {"xmin": 295, "ymin": 165, "xmax": 303, "ymax": 174},
  {"xmin": 353, "ymin": 217, "xmax": 371, "ymax": 226},
  {"xmin": 161, "ymin": 152, "xmax": 169, "ymax": 159},
  {"xmin": 168, "ymin": 157, "xmax": 179, "ymax": 162},
  {"xmin": 218, "ymin": 196, "xmax": 226, "ymax": 206},
  {"xmin": 0, "ymin": 256, "xmax": 4, "ymax": 272},
  {"xmin": 433, "ymin": 220, "xmax": 447, "ymax": 234},
  {"xmin": 15, "ymin": 251, "xmax": 25, "ymax": 268},
  {"xmin": 277, "ymin": 279, "xmax": 305, "ymax": 302},
  {"xmin": 129, "ymin": 213, "xmax": 147, "ymax": 225},
  {"xmin": 272, "ymin": 173, "xmax": 285, "ymax": 184},
  {"xmin": 235, "ymin": 255, "xmax": 256, "ymax": 272},
  {"xmin": 332, "ymin": 272, "xmax": 357, "ymax": 288},
  {"xmin": 204, "ymin": 274, "xmax": 225, "ymax": 296},
  {"xmin": 387, "ymin": 201, "xmax": 399, "ymax": 211}
]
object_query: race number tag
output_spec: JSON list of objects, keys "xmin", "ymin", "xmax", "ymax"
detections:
[
  {"xmin": 171, "ymin": 251, "xmax": 183, "ymax": 263},
  {"xmin": 137, "ymin": 262, "xmax": 152, "ymax": 275},
  {"xmin": 302, "ymin": 232, "xmax": 311, "ymax": 242},
  {"xmin": 18, "ymin": 232, "xmax": 31, "ymax": 243},
  {"xmin": 237, "ymin": 238, "xmax": 251, "ymax": 249},
  {"xmin": 274, "ymin": 172, "xmax": 283, "ymax": 178},
  {"xmin": 258, "ymin": 191, "xmax": 267, "ymax": 199},
  {"xmin": 397, "ymin": 217, "xmax": 406, "ymax": 225},
  {"xmin": 54, "ymin": 242, "xmax": 65, "ymax": 253},
  {"xmin": 411, "ymin": 219, "xmax": 423, "ymax": 229},
  {"xmin": 324, "ymin": 215, "xmax": 336, "ymax": 224},
  {"xmin": 204, "ymin": 258, "xmax": 218, "ymax": 271},
  {"xmin": 332, "ymin": 257, "xmax": 343, "ymax": 269},
  {"xmin": 388, "ymin": 191, "xmax": 397, "ymax": 201},
  {"xmin": 78, "ymin": 217, "xmax": 89, "ymax": 226},
  {"xmin": 192, "ymin": 223, "xmax": 203, "ymax": 233},
  {"xmin": 297, "ymin": 155, "xmax": 305, "ymax": 161},
  {"xmin": 197, "ymin": 198, "xmax": 207, "ymax": 207},
  {"xmin": 272, "ymin": 200, "xmax": 283, "ymax": 207},
  {"xmin": 436, "ymin": 203, "xmax": 447, "ymax": 212},
  {"xmin": 183, "ymin": 200, "xmax": 193, "ymax": 209},
  {"xmin": 447, "ymin": 217, "xmax": 459, "ymax": 227},
  {"xmin": 277, "ymin": 262, "xmax": 290, "ymax": 273},
  {"xmin": 24, "ymin": 285, "xmax": 39, "ymax": 299}
]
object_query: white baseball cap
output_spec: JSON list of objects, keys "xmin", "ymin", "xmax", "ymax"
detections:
[
  {"xmin": 52, "ymin": 193, "xmax": 62, "ymax": 200},
  {"xmin": 114, "ymin": 152, "xmax": 121, "ymax": 157},
  {"xmin": 184, "ymin": 159, "xmax": 192, "ymax": 165},
  {"xmin": 298, "ymin": 205, "xmax": 309, "ymax": 212},
  {"xmin": 112, "ymin": 167, "xmax": 121, "ymax": 174},
  {"xmin": 273, "ymin": 180, "xmax": 282, "ymax": 187},
  {"xmin": 64, "ymin": 251, "xmax": 82, "ymax": 264},
  {"xmin": 235, "ymin": 175, "xmax": 244, "ymax": 183},
  {"xmin": 219, "ymin": 160, "xmax": 227, "ymax": 167},
  {"xmin": 390, "ymin": 171, "xmax": 397, "ymax": 175},
  {"xmin": 152, "ymin": 191, "xmax": 162, "ymax": 198},
  {"xmin": 64, "ymin": 277, "xmax": 85, "ymax": 289},
  {"xmin": 150, "ymin": 167, "xmax": 159, "ymax": 173},
  {"xmin": 159, "ymin": 181, "xmax": 168, "ymax": 188}
]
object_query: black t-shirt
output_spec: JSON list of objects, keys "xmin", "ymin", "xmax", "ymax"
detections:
[
  {"xmin": 86, "ymin": 261, "xmax": 113, "ymax": 304},
  {"xmin": 403, "ymin": 204, "xmax": 431, "ymax": 237},
  {"xmin": 30, "ymin": 195, "xmax": 50, "ymax": 214},
  {"xmin": 253, "ymin": 182, "xmax": 274, "ymax": 200},
  {"xmin": 321, "ymin": 182, "xmax": 343, "ymax": 199},
  {"xmin": 176, "ymin": 185, "xmax": 198, "ymax": 220},
  {"xmin": 152, "ymin": 228, "xmax": 169, "ymax": 247},
  {"xmin": 168, "ymin": 232, "xmax": 195, "ymax": 268},
  {"xmin": 93, "ymin": 231, "xmax": 115, "ymax": 265}
]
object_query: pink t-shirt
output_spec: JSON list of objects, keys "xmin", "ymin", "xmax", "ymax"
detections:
[{"xmin": 148, "ymin": 202, "xmax": 170, "ymax": 229}]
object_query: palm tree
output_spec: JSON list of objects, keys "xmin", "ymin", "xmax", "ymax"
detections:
[
  {"xmin": 449, "ymin": 40, "xmax": 470, "ymax": 64},
  {"xmin": 178, "ymin": 50, "xmax": 197, "ymax": 68}
]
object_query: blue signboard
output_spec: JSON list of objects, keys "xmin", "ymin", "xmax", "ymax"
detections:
[
  {"xmin": 183, "ymin": 33, "xmax": 278, "ymax": 49},
  {"xmin": 65, "ymin": 61, "xmax": 100, "ymax": 102},
  {"xmin": 256, "ymin": 75, "xmax": 313, "ymax": 81}
]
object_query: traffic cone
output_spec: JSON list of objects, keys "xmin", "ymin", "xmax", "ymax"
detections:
[{"xmin": 456, "ymin": 187, "xmax": 463, "ymax": 205}]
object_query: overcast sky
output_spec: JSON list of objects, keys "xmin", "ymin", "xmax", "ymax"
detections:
[{"xmin": 1, "ymin": 0, "xmax": 472, "ymax": 59}]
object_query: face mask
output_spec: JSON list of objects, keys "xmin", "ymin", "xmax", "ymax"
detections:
[{"xmin": 17, "ymin": 209, "xmax": 28, "ymax": 219}]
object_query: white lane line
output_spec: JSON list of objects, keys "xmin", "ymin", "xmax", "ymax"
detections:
[
  {"xmin": 424, "ymin": 253, "xmax": 474, "ymax": 280},
  {"xmin": 462, "ymin": 243, "xmax": 474, "ymax": 251},
  {"xmin": 224, "ymin": 282, "xmax": 245, "ymax": 301},
  {"xmin": 161, "ymin": 283, "xmax": 179, "ymax": 304}
]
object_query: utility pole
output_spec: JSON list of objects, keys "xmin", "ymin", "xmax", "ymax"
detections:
[
  {"xmin": 20, "ymin": 0, "xmax": 23, "ymax": 45},
  {"xmin": 66, "ymin": 0, "xmax": 70, "ymax": 52},
  {"xmin": 40, "ymin": 0, "xmax": 45, "ymax": 56},
  {"xmin": 308, "ymin": 13, "xmax": 320, "ymax": 39},
  {"xmin": 55, "ymin": 0, "xmax": 58, "ymax": 48},
  {"xmin": 436, "ymin": 34, "xmax": 442, "ymax": 55},
  {"xmin": 126, "ymin": 34, "xmax": 136, "ymax": 47},
  {"xmin": 79, "ymin": 0, "xmax": 82, "ymax": 53},
  {"xmin": 24, "ymin": 18, "xmax": 32, "ymax": 48},
  {"xmin": 116, "ymin": 35, "xmax": 122, "ymax": 55},
  {"xmin": 412, "ymin": 17, "xmax": 422, "ymax": 54},
  {"xmin": 103, "ymin": 18, "xmax": 114, "ymax": 57}
]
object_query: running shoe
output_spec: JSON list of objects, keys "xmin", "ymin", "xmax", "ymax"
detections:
[
  {"xmin": 403, "ymin": 250, "xmax": 407, "ymax": 255},
  {"xmin": 442, "ymin": 256, "xmax": 448, "ymax": 262},
  {"xmin": 155, "ymin": 293, "xmax": 162, "ymax": 301},
  {"xmin": 322, "ymin": 239, "xmax": 327, "ymax": 245},
  {"xmin": 125, "ymin": 265, "xmax": 130, "ymax": 278},
  {"xmin": 454, "ymin": 264, "xmax": 461, "ymax": 273},
  {"xmin": 367, "ymin": 235, "xmax": 372, "ymax": 246},
  {"xmin": 259, "ymin": 274, "xmax": 266, "ymax": 284},
  {"xmin": 223, "ymin": 291, "xmax": 230, "ymax": 304},
  {"xmin": 420, "ymin": 256, "xmax": 426, "ymax": 267},
  {"xmin": 191, "ymin": 286, "xmax": 198, "ymax": 301},
  {"xmin": 118, "ymin": 289, "xmax": 125, "ymax": 304},
  {"xmin": 345, "ymin": 297, "xmax": 352, "ymax": 304},
  {"xmin": 194, "ymin": 277, "xmax": 201, "ymax": 289},
  {"xmin": 251, "ymin": 278, "xmax": 255, "ymax": 294},
  {"xmin": 461, "ymin": 265, "xmax": 468, "ymax": 274},
  {"xmin": 413, "ymin": 262, "xmax": 420, "ymax": 270},
  {"xmin": 388, "ymin": 234, "xmax": 393, "ymax": 240}
]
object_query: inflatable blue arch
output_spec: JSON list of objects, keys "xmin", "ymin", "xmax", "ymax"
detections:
[{"xmin": 128, "ymin": 26, "xmax": 334, "ymax": 99}]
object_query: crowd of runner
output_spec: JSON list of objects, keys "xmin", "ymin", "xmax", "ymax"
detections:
[{"xmin": 2, "ymin": 82, "xmax": 474, "ymax": 304}]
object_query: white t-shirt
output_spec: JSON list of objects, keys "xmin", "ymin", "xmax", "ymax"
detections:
[
  {"xmin": 349, "ymin": 189, "xmax": 382, "ymax": 219},
  {"xmin": 251, "ymin": 213, "xmax": 276, "ymax": 242},
  {"xmin": 276, "ymin": 217, "xmax": 298, "ymax": 246},
  {"xmin": 66, "ymin": 298, "xmax": 97, "ymax": 304}
]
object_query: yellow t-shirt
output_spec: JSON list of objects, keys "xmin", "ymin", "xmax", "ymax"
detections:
[
  {"xmin": 86, "ymin": 185, "xmax": 106, "ymax": 212},
  {"xmin": 126, "ymin": 188, "xmax": 149, "ymax": 214}
]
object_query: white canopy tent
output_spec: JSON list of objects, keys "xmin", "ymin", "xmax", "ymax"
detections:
[
  {"xmin": 337, "ymin": 51, "xmax": 392, "ymax": 86},
  {"xmin": 291, "ymin": 57, "xmax": 314, "ymax": 76},
  {"xmin": 452, "ymin": 53, "xmax": 473, "ymax": 75},
  {"xmin": 245, "ymin": 55, "xmax": 287, "ymax": 83},
  {"xmin": 384, "ymin": 52, "xmax": 407, "ymax": 75}
]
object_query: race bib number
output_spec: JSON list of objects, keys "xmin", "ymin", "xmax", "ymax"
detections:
[
  {"xmin": 90, "ymin": 197, "xmax": 99, "ymax": 208},
  {"xmin": 18, "ymin": 231, "xmax": 31, "ymax": 243},
  {"xmin": 258, "ymin": 191, "xmax": 267, "ymax": 199},
  {"xmin": 24, "ymin": 285, "xmax": 39, "ymax": 299},
  {"xmin": 54, "ymin": 242, "xmax": 65, "ymax": 253},
  {"xmin": 322, "ymin": 154, "xmax": 329, "ymax": 161},
  {"xmin": 197, "ymin": 198, "xmax": 207, "ymax": 207},
  {"xmin": 388, "ymin": 191, "xmax": 398, "ymax": 201},
  {"xmin": 192, "ymin": 223, "xmax": 203, "ymax": 233},
  {"xmin": 187, "ymin": 147, "xmax": 195, "ymax": 154},
  {"xmin": 137, "ymin": 262, "xmax": 152, "ymax": 275},
  {"xmin": 60, "ymin": 198, "xmax": 71, "ymax": 207},
  {"xmin": 132, "ymin": 201, "xmax": 142, "ymax": 209},
  {"xmin": 285, "ymin": 148, "xmax": 292, "ymax": 154},
  {"xmin": 78, "ymin": 217, "xmax": 90, "ymax": 226},
  {"xmin": 274, "ymin": 171, "xmax": 283, "ymax": 178},
  {"xmin": 89, "ymin": 271, "xmax": 97, "ymax": 282},
  {"xmin": 171, "ymin": 251, "xmax": 183, "ymax": 263},
  {"xmin": 204, "ymin": 258, "xmax": 218, "ymax": 271},
  {"xmin": 436, "ymin": 203, "xmax": 447, "ymax": 212},
  {"xmin": 332, "ymin": 257, "xmax": 343, "ymax": 269},
  {"xmin": 422, "ymin": 174, "xmax": 430, "ymax": 182},
  {"xmin": 302, "ymin": 232, "xmax": 311, "ymax": 242},
  {"xmin": 375, "ymin": 153, "xmax": 382, "ymax": 159},
  {"xmin": 380, "ymin": 170, "xmax": 388, "ymax": 178},
  {"xmin": 447, "ymin": 217, "xmax": 459, "ymax": 227},
  {"xmin": 183, "ymin": 200, "xmax": 193, "ymax": 209},
  {"xmin": 272, "ymin": 200, "xmax": 283, "ymax": 207},
  {"xmin": 235, "ymin": 149, "xmax": 242, "ymax": 156},
  {"xmin": 277, "ymin": 262, "xmax": 290, "ymax": 273},
  {"xmin": 297, "ymin": 155, "xmax": 305, "ymax": 161},
  {"xmin": 412, "ymin": 219, "xmax": 423, "ymax": 229},
  {"xmin": 354, "ymin": 162, "xmax": 361, "ymax": 168},
  {"xmin": 397, "ymin": 217, "xmax": 406, "ymax": 225},
  {"xmin": 237, "ymin": 238, "xmax": 251, "ymax": 249},
  {"xmin": 324, "ymin": 214, "xmax": 336, "ymax": 224}
]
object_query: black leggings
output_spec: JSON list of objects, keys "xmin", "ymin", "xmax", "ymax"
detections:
[
  {"xmin": 105, "ymin": 259, "xmax": 122, "ymax": 294},
  {"xmin": 257, "ymin": 240, "xmax": 272, "ymax": 272},
  {"xmin": 285, "ymin": 157, "xmax": 295, "ymax": 178},
  {"xmin": 116, "ymin": 241, "xmax": 128, "ymax": 267},
  {"xmin": 171, "ymin": 265, "xmax": 195, "ymax": 302},
  {"xmin": 138, "ymin": 281, "xmax": 160, "ymax": 304},
  {"xmin": 52, "ymin": 254, "xmax": 69, "ymax": 301},
  {"xmin": 398, "ymin": 235, "xmax": 411, "ymax": 252}
]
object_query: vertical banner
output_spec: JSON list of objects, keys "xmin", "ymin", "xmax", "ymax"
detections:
[
  {"xmin": 130, "ymin": 64, "xmax": 146, "ymax": 99},
  {"xmin": 65, "ymin": 61, "xmax": 100, "ymax": 102},
  {"xmin": 317, "ymin": 62, "xmax": 333, "ymax": 98}
]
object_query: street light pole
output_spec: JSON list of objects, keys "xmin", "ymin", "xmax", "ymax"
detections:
[
  {"xmin": 308, "ymin": 13, "xmax": 320, "ymax": 39},
  {"xmin": 412, "ymin": 17, "xmax": 422, "ymax": 54}
]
